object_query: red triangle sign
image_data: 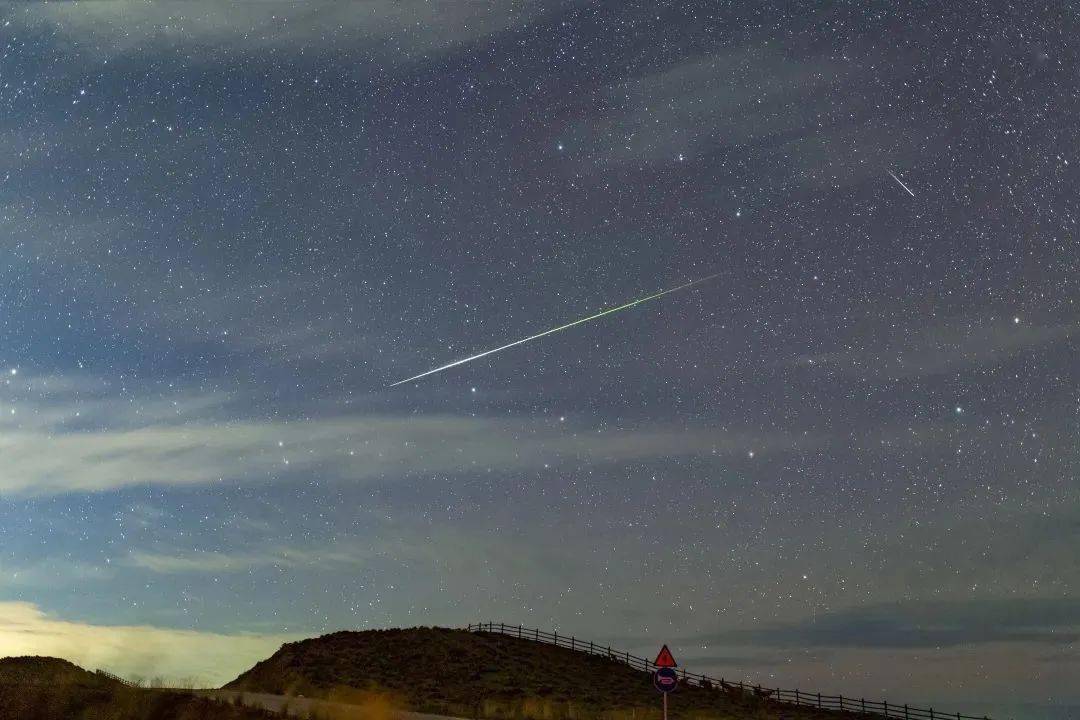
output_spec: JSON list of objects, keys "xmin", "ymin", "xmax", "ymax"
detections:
[{"xmin": 654, "ymin": 644, "xmax": 677, "ymax": 668}]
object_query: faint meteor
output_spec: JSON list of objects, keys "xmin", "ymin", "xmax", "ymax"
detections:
[
  {"xmin": 390, "ymin": 273, "xmax": 719, "ymax": 387},
  {"xmin": 886, "ymin": 169, "xmax": 916, "ymax": 197}
]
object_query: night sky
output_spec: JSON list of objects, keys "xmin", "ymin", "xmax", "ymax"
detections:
[{"xmin": 1, "ymin": 3, "xmax": 1077, "ymax": 718}]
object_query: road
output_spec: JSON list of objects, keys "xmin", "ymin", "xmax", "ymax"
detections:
[{"xmin": 200, "ymin": 690, "xmax": 465, "ymax": 720}]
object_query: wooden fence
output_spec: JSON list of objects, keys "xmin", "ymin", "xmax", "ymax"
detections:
[
  {"xmin": 466, "ymin": 622, "xmax": 998, "ymax": 720},
  {"xmin": 94, "ymin": 668, "xmax": 134, "ymax": 686}
]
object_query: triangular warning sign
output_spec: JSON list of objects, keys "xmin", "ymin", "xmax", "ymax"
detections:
[{"xmin": 654, "ymin": 644, "xmax": 677, "ymax": 668}]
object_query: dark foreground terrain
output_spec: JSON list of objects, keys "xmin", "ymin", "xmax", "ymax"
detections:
[
  {"xmin": 0, "ymin": 657, "xmax": 275, "ymax": 720},
  {"xmin": 226, "ymin": 626, "xmax": 858, "ymax": 720}
]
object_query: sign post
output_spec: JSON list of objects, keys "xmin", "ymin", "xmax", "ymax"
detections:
[{"xmin": 652, "ymin": 645, "xmax": 678, "ymax": 720}]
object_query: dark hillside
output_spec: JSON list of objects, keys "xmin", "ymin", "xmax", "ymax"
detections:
[
  {"xmin": 0, "ymin": 656, "xmax": 110, "ymax": 686},
  {"xmin": 0, "ymin": 656, "xmax": 276, "ymax": 720},
  {"xmin": 226, "ymin": 627, "xmax": 857, "ymax": 720}
]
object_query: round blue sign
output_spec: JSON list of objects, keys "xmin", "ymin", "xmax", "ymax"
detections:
[{"xmin": 653, "ymin": 667, "xmax": 678, "ymax": 693}]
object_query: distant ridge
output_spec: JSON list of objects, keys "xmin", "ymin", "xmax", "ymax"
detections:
[
  {"xmin": 0, "ymin": 656, "xmax": 275, "ymax": 720},
  {"xmin": 0, "ymin": 656, "xmax": 114, "ymax": 687}
]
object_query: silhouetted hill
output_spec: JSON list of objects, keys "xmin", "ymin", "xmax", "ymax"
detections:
[
  {"xmin": 0, "ymin": 656, "xmax": 108, "ymax": 686},
  {"xmin": 0, "ymin": 656, "xmax": 276, "ymax": 720},
  {"xmin": 226, "ymin": 627, "xmax": 856, "ymax": 720}
]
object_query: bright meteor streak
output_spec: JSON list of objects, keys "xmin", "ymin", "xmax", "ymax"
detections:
[
  {"xmin": 390, "ymin": 273, "xmax": 719, "ymax": 387},
  {"xmin": 886, "ymin": 169, "xmax": 916, "ymax": 197}
]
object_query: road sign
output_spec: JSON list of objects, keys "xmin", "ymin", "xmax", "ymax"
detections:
[
  {"xmin": 653, "ymin": 667, "xmax": 678, "ymax": 693},
  {"xmin": 654, "ymin": 644, "xmax": 677, "ymax": 668}
]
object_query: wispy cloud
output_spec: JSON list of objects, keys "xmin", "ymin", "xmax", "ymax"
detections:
[
  {"xmin": 16, "ymin": 1, "xmax": 549, "ymax": 59},
  {"xmin": 791, "ymin": 318, "xmax": 1077, "ymax": 378},
  {"xmin": 707, "ymin": 597, "xmax": 1080, "ymax": 649},
  {"xmin": 0, "ymin": 601, "xmax": 291, "ymax": 686},
  {"xmin": 596, "ymin": 49, "xmax": 861, "ymax": 166},
  {"xmin": 127, "ymin": 543, "xmax": 378, "ymax": 575},
  {"xmin": 0, "ymin": 374, "xmax": 815, "ymax": 498}
]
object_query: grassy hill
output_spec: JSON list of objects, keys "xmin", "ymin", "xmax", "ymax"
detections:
[
  {"xmin": 0, "ymin": 656, "xmax": 275, "ymax": 720},
  {"xmin": 226, "ymin": 627, "xmax": 854, "ymax": 720}
]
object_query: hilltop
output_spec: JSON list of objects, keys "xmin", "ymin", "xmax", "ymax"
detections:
[
  {"xmin": 0, "ymin": 656, "xmax": 275, "ymax": 720},
  {"xmin": 226, "ymin": 627, "xmax": 854, "ymax": 720},
  {"xmin": 0, "ymin": 656, "xmax": 105, "ymax": 686}
]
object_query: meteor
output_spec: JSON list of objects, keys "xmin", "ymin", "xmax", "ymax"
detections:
[
  {"xmin": 886, "ymin": 169, "xmax": 916, "ymax": 197},
  {"xmin": 389, "ymin": 273, "xmax": 719, "ymax": 387}
]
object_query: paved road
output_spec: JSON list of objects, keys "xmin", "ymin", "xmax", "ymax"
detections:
[{"xmin": 201, "ymin": 690, "xmax": 465, "ymax": 720}]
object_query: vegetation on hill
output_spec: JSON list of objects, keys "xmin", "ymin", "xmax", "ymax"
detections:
[
  {"xmin": 226, "ymin": 627, "xmax": 857, "ymax": 720},
  {"xmin": 0, "ymin": 656, "xmax": 276, "ymax": 720}
]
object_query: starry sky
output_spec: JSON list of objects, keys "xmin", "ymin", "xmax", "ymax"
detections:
[{"xmin": 0, "ymin": 2, "xmax": 1077, "ymax": 718}]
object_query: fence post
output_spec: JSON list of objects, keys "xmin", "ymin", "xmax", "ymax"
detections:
[
  {"xmin": 930, "ymin": 709, "xmax": 934, "ymax": 720},
  {"xmin": 795, "ymin": 689, "xmax": 799, "ymax": 704},
  {"xmin": 554, "ymin": 630, "xmax": 558, "ymax": 645},
  {"xmin": 904, "ymin": 704, "xmax": 909, "ymax": 720},
  {"xmin": 518, "ymin": 625, "xmax": 522, "ymax": 638},
  {"xmin": 862, "ymin": 698, "xmax": 866, "ymax": 714},
  {"xmin": 839, "ymin": 695, "xmax": 844, "ymax": 710},
  {"xmin": 536, "ymin": 628, "xmax": 539, "ymax": 641},
  {"xmin": 883, "ymin": 701, "xmax": 888, "ymax": 718},
  {"xmin": 817, "ymin": 692, "xmax": 821, "ymax": 708}
]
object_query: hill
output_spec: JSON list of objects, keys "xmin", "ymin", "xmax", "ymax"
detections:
[
  {"xmin": 0, "ymin": 656, "xmax": 105, "ymax": 686},
  {"xmin": 0, "ymin": 656, "xmax": 276, "ymax": 720},
  {"xmin": 226, "ymin": 627, "xmax": 854, "ymax": 720}
]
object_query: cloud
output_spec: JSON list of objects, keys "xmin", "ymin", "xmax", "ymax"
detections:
[
  {"xmin": 17, "ymin": 1, "xmax": 549, "ymax": 59},
  {"xmin": 709, "ymin": 597, "xmax": 1080, "ymax": 649},
  {"xmin": 0, "ymin": 601, "xmax": 291, "ymax": 686},
  {"xmin": 791, "ymin": 318, "xmax": 1077, "ymax": 378},
  {"xmin": 0, "ymin": 374, "xmax": 815, "ymax": 498},
  {"xmin": 586, "ymin": 44, "xmax": 919, "ymax": 189},
  {"xmin": 597, "ymin": 49, "xmax": 860, "ymax": 166},
  {"xmin": 0, "ymin": 560, "xmax": 112, "ymax": 590},
  {"xmin": 127, "ymin": 543, "xmax": 381, "ymax": 575}
]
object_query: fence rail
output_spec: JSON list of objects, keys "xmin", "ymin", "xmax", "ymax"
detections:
[
  {"xmin": 94, "ymin": 669, "xmax": 134, "ymax": 686},
  {"xmin": 466, "ymin": 622, "xmax": 996, "ymax": 720}
]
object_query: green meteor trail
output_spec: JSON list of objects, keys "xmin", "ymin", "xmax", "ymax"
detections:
[{"xmin": 389, "ymin": 273, "xmax": 719, "ymax": 387}]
